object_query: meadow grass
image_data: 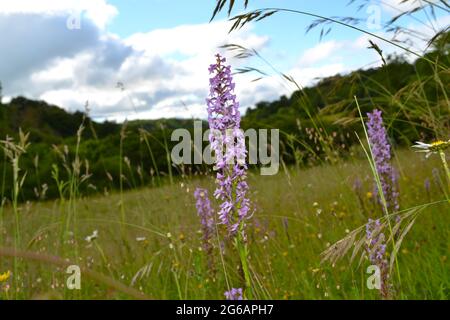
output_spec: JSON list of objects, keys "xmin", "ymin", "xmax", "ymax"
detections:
[
  {"xmin": 0, "ymin": 148, "xmax": 447, "ymax": 299},
  {"xmin": 0, "ymin": 0, "xmax": 447, "ymax": 301}
]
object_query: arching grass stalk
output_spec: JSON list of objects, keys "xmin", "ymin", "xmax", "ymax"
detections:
[
  {"xmin": 0, "ymin": 247, "xmax": 151, "ymax": 300},
  {"xmin": 226, "ymin": 7, "xmax": 447, "ymax": 71}
]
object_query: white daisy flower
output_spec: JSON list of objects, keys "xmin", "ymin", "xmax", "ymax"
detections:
[
  {"xmin": 85, "ymin": 230, "xmax": 98, "ymax": 243},
  {"xmin": 412, "ymin": 140, "xmax": 450, "ymax": 158}
]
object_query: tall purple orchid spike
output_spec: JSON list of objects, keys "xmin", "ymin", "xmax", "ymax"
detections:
[
  {"xmin": 366, "ymin": 109, "xmax": 399, "ymax": 213},
  {"xmin": 206, "ymin": 54, "xmax": 251, "ymax": 236},
  {"xmin": 365, "ymin": 109, "xmax": 398, "ymax": 299},
  {"xmin": 194, "ymin": 188, "xmax": 216, "ymax": 273},
  {"xmin": 365, "ymin": 219, "xmax": 390, "ymax": 299},
  {"xmin": 194, "ymin": 188, "xmax": 214, "ymax": 251},
  {"xmin": 224, "ymin": 288, "xmax": 243, "ymax": 300}
]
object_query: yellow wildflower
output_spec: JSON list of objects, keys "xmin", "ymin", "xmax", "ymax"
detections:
[{"xmin": 0, "ymin": 270, "xmax": 11, "ymax": 282}]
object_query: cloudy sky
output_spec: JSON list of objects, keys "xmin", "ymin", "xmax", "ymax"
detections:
[{"xmin": 0, "ymin": 0, "xmax": 448, "ymax": 122}]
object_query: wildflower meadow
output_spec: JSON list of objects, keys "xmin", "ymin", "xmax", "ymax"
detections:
[{"xmin": 0, "ymin": 0, "xmax": 448, "ymax": 304}]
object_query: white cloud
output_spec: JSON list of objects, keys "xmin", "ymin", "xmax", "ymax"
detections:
[
  {"xmin": 2, "ymin": 1, "xmax": 445, "ymax": 122},
  {"xmin": 0, "ymin": 0, "xmax": 117, "ymax": 28},
  {"xmin": 0, "ymin": 10, "xmax": 374, "ymax": 121},
  {"xmin": 298, "ymin": 41, "xmax": 343, "ymax": 66},
  {"xmin": 2, "ymin": 14, "xmax": 271, "ymax": 121},
  {"xmin": 381, "ymin": 0, "xmax": 430, "ymax": 15},
  {"xmin": 126, "ymin": 21, "xmax": 268, "ymax": 57},
  {"xmin": 31, "ymin": 58, "xmax": 76, "ymax": 83},
  {"xmin": 352, "ymin": 14, "xmax": 450, "ymax": 64},
  {"xmin": 289, "ymin": 63, "xmax": 347, "ymax": 87}
]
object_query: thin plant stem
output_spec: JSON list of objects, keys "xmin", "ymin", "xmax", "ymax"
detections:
[
  {"xmin": 160, "ymin": 124, "xmax": 174, "ymax": 185},
  {"xmin": 119, "ymin": 124, "xmax": 127, "ymax": 234},
  {"xmin": 0, "ymin": 150, "xmax": 6, "ymax": 246},
  {"xmin": 439, "ymin": 151, "xmax": 450, "ymax": 192},
  {"xmin": 0, "ymin": 247, "xmax": 151, "ymax": 300},
  {"xmin": 236, "ymin": 232, "xmax": 253, "ymax": 299}
]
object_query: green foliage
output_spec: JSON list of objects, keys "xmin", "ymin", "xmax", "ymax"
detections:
[
  {"xmin": 0, "ymin": 150, "xmax": 448, "ymax": 299},
  {"xmin": 0, "ymin": 46, "xmax": 448, "ymax": 202},
  {"xmin": 242, "ymin": 50, "xmax": 449, "ymax": 166}
]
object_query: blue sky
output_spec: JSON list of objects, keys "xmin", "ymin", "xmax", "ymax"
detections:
[
  {"xmin": 107, "ymin": 1, "xmax": 355, "ymax": 36},
  {"xmin": 0, "ymin": 0, "xmax": 448, "ymax": 121},
  {"xmin": 105, "ymin": 0, "xmax": 384, "ymax": 69},
  {"xmin": 106, "ymin": 0, "xmax": 447, "ymax": 70}
]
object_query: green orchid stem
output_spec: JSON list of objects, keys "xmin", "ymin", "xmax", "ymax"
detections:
[
  {"xmin": 229, "ymin": 161, "xmax": 253, "ymax": 299},
  {"xmin": 438, "ymin": 151, "xmax": 450, "ymax": 193},
  {"xmin": 236, "ymin": 231, "xmax": 253, "ymax": 299}
]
